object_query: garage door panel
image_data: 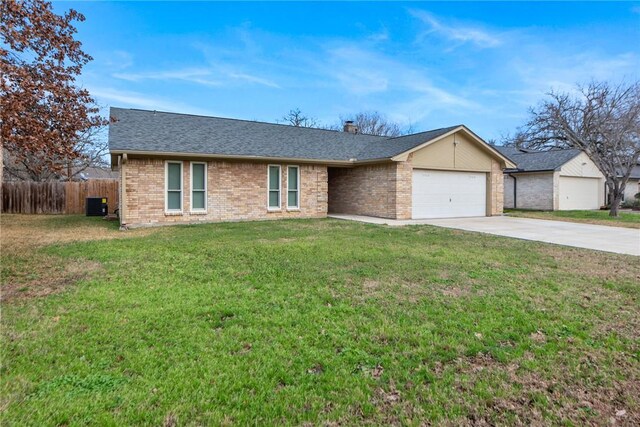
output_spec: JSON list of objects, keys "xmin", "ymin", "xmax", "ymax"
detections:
[
  {"xmin": 558, "ymin": 177, "xmax": 600, "ymax": 210},
  {"xmin": 412, "ymin": 170, "xmax": 486, "ymax": 219}
]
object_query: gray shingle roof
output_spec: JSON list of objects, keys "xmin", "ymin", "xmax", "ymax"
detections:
[
  {"xmin": 494, "ymin": 145, "xmax": 582, "ymax": 172},
  {"xmin": 108, "ymin": 107, "xmax": 459, "ymax": 162}
]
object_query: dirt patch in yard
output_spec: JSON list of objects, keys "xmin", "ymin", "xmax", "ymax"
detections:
[
  {"xmin": 0, "ymin": 214, "xmax": 156, "ymax": 255},
  {"xmin": 440, "ymin": 351, "xmax": 640, "ymax": 426},
  {"xmin": 538, "ymin": 246, "xmax": 640, "ymax": 282},
  {"xmin": 2, "ymin": 254, "xmax": 103, "ymax": 302},
  {"xmin": 1, "ymin": 215, "xmax": 157, "ymax": 302}
]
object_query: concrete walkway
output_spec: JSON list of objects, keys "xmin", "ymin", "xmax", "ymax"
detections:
[{"xmin": 328, "ymin": 214, "xmax": 640, "ymax": 256}]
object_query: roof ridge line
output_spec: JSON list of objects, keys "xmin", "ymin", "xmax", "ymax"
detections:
[
  {"xmin": 110, "ymin": 106, "xmax": 389, "ymax": 139},
  {"xmin": 110, "ymin": 106, "xmax": 460, "ymax": 141},
  {"xmin": 385, "ymin": 124, "xmax": 462, "ymax": 140}
]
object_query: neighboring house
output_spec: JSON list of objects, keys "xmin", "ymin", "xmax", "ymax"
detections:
[
  {"xmin": 610, "ymin": 163, "xmax": 640, "ymax": 205},
  {"xmin": 2, "ymin": 148, "xmax": 116, "ymax": 182},
  {"xmin": 108, "ymin": 107, "xmax": 515, "ymax": 228},
  {"xmin": 625, "ymin": 164, "xmax": 640, "ymax": 203},
  {"xmin": 74, "ymin": 166, "xmax": 119, "ymax": 181},
  {"xmin": 496, "ymin": 146, "xmax": 605, "ymax": 210}
]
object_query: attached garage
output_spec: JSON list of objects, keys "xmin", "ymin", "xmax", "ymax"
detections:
[
  {"xmin": 558, "ymin": 177, "xmax": 601, "ymax": 210},
  {"xmin": 412, "ymin": 170, "xmax": 486, "ymax": 219},
  {"xmin": 498, "ymin": 147, "xmax": 605, "ymax": 211},
  {"xmin": 399, "ymin": 129, "xmax": 508, "ymax": 219},
  {"xmin": 328, "ymin": 126, "xmax": 514, "ymax": 220}
]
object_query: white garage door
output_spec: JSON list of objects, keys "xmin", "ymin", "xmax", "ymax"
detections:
[
  {"xmin": 412, "ymin": 170, "xmax": 487, "ymax": 219},
  {"xmin": 558, "ymin": 177, "xmax": 601, "ymax": 210}
]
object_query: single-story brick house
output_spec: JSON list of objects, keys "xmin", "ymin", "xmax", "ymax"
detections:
[
  {"xmin": 496, "ymin": 146, "xmax": 606, "ymax": 210},
  {"xmin": 108, "ymin": 107, "xmax": 515, "ymax": 228}
]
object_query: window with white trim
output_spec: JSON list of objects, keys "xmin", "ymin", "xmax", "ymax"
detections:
[
  {"xmin": 287, "ymin": 166, "xmax": 299, "ymax": 209},
  {"xmin": 166, "ymin": 161, "xmax": 183, "ymax": 212},
  {"xmin": 191, "ymin": 162, "xmax": 207, "ymax": 212},
  {"xmin": 268, "ymin": 165, "xmax": 281, "ymax": 210}
]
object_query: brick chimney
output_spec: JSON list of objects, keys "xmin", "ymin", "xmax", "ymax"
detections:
[{"xmin": 343, "ymin": 120, "xmax": 358, "ymax": 134}]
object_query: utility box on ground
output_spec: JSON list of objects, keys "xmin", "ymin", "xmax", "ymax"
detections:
[{"xmin": 86, "ymin": 197, "xmax": 108, "ymax": 216}]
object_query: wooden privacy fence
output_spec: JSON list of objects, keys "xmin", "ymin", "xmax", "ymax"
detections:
[{"xmin": 2, "ymin": 179, "xmax": 119, "ymax": 214}]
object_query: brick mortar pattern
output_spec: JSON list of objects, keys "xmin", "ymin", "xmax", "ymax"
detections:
[
  {"xmin": 123, "ymin": 159, "xmax": 327, "ymax": 227},
  {"xmin": 504, "ymin": 172, "xmax": 553, "ymax": 210},
  {"xmin": 328, "ymin": 163, "xmax": 407, "ymax": 219},
  {"xmin": 491, "ymin": 159, "xmax": 504, "ymax": 215}
]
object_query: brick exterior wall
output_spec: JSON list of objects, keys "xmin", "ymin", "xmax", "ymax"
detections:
[
  {"xmin": 122, "ymin": 158, "xmax": 327, "ymax": 227},
  {"xmin": 328, "ymin": 155, "xmax": 504, "ymax": 219},
  {"xmin": 394, "ymin": 158, "xmax": 413, "ymax": 219},
  {"xmin": 490, "ymin": 159, "xmax": 504, "ymax": 215},
  {"xmin": 328, "ymin": 162, "xmax": 412, "ymax": 219},
  {"xmin": 504, "ymin": 174, "xmax": 515, "ymax": 209},
  {"xmin": 122, "ymin": 153, "xmax": 505, "ymax": 226},
  {"xmin": 504, "ymin": 172, "xmax": 555, "ymax": 210}
]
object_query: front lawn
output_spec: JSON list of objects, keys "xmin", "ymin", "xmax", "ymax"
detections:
[
  {"xmin": 505, "ymin": 209, "xmax": 640, "ymax": 228},
  {"xmin": 1, "ymin": 215, "xmax": 639, "ymax": 425}
]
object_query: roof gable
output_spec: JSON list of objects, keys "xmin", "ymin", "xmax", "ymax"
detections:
[{"xmin": 391, "ymin": 126, "xmax": 515, "ymax": 168}]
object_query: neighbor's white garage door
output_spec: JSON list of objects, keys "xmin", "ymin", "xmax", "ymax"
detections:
[
  {"xmin": 558, "ymin": 177, "xmax": 601, "ymax": 210},
  {"xmin": 412, "ymin": 170, "xmax": 486, "ymax": 219}
]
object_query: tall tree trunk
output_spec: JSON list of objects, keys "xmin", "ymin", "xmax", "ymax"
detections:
[
  {"xmin": 605, "ymin": 180, "xmax": 614, "ymax": 205},
  {"xmin": 610, "ymin": 193, "xmax": 623, "ymax": 217}
]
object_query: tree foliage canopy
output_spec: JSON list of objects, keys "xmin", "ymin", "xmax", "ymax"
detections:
[{"xmin": 1, "ymin": 0, "xmax": 108, "ymax": 178}]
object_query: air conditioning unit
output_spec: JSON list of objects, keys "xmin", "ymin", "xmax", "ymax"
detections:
[{"xmin": 86, "ymin": 197, "xmax": 108, "ymax": 216}]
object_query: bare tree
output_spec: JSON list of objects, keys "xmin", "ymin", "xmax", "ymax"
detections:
[
  {"xmin": 3, "ymin": 122, "xmax": 109, "ymax": 181},
  {"xmin": 279, "ymin": 108, "xmax": 319, "ymax": 128},
  {"xmin": 337, "ymin": 111, "xmax": 404, "ymax": 136},
  {"xmin": 507, "ymin": 81, "xmax": 640, "ymax": 217}
]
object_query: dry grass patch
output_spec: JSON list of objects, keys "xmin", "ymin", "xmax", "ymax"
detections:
[
  {"xmin": 539, "ymin": 245, "xmax": 640, "ymax": 281},
  {"xmin": 2, "ymin": 255, "xmax": 103, "ymax": 301},
  {"xmin": 1, "ymin": 215, "xmax": 158, "ymax": 301},
  {"xmin": 438, "ymin": 351, "xmax": 640, "ymax": 426},
  {"xmin": 0, "ymin": 214, "xmax": 155, "ymax": 255}
]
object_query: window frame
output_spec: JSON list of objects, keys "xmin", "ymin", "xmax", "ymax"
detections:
[
  {"xmin": 165, "ymin": 160, "xmax": 183, "ymax": 214},
  {"xmin": 287, "ymin": 165, "xmax": 300, "ymax": 210},
  {"xmin": 267, "ymin": 164, "xmax": 282, "ymax": 211},
  {"xmin": 190, "ymin": 161, "xmax": 208, "ymax": 213}
]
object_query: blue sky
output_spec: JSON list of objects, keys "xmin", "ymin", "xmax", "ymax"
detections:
[{"xmin": 60, "ymin": 1, "xmax": 640, "ymax": 140}]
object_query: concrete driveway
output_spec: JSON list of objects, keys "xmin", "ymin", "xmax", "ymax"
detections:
[{"xmin": 329, "ymin": 214, "xmax": 640, "ymax": 256}]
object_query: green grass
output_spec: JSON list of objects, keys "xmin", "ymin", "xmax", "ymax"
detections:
[
  {"xmin": 505, "ymin": 209, "xmax": 640, "ymax": 228},
  {"xmin": 2, "ymin": 215, "xmax": 639, "ymax": 425}
]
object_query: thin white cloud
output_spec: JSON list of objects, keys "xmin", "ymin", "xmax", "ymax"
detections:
[
  {"xmin": 368, "ymin": 28, "xmax": 390, "ymax": 42},
  {"xmin": 113, "ymin": 67, "xmax": 280, "ymax": 89},
  {"xmin": 113, "ymin": 68, "xmax": 223, "ymax": 87},
  {"xmin": 323, "ymin": 46, "xmax": 390, "ymax": 95},
  {"xmin": 409, "ymin": 9, "xmax": 502, "ymax": 48},
  {"xmin": 90, "ymin": 87, "xmax": 213, "ymax": 115},
  {"xmin": 227, "ymin": 72, "xmax": 281, "ymax": 88},
  {"xmin": 103, "ymin": 50, "xmax": 134, "ymax": 71},
  {"xmin": 318, "ymin": 44, "xmax": 476, "ymax": 115},
  {"xmin": 511, "ymin": 52, "xmax": 639, "ymax": 99}
]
